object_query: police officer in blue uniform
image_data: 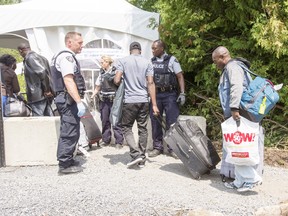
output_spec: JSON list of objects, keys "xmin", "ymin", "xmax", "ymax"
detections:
[
  {"xmin": 91, "ymin": 56, "xmax": 124, "ymax": 148},
  {"xmin": 148, "ymin": 39, "xmax": 186, "ymax": 158},
  {"xmin": 50, "ymin": 32, "xmax": 86, "ymax": 174}
]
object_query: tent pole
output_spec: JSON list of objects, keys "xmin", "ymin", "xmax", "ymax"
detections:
[{"xmin": 0, "ymin": 68, "xmax": 5, "ymax": 167}]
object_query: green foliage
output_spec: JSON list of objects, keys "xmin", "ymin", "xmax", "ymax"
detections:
[
  {"xmin": 129, "ymin": 0, "xmax": 288, "ymax": 148},
  {"xmin": 0, "ymin": 0, "xmax": 20, "ymax": 5},
  {"xmin": 17, "ymin": 74, "xmax": 26, "ymax": 95},
  {"xmin": 0, "ymin": 48, "xmax": 22, "ymax": 63},
  {"xmin": 127, "ymin": 0, "xmax": 158, "ymax": 12}
]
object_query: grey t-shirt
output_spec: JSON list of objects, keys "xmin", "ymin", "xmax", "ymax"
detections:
[{"xmin": 116, "ymin": 54, "xmax": 154, "ymax": 103}]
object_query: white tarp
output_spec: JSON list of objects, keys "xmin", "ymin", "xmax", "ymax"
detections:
[{"xmin": 0, "ymin": 0, "xmax": 160, "ymax": 61}]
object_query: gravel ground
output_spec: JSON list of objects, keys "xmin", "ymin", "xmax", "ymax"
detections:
[{"xmin": 0, "ymin": 145, "xmax": 287, "ymax": 216}]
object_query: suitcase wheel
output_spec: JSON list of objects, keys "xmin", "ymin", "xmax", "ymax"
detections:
[
  {"xmin": 193, "ymin": 173, "xmax": 201, "ymax": 180},
  {"xmin": 220, "ymin": 174, "xmax": 226, "ymax": 182},
  {"xmin": 205, "ymin": 170, "xmax": 211, "ymax": 175}
]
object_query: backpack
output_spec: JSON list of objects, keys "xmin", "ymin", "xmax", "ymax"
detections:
[{"xmin": 238, "ymin": 64, "xmax": 280, "ymax": 122}]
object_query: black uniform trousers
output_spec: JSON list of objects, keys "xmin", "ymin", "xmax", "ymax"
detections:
[{"xmin": 55, "ymin": 93, "xmax": 80, "ymax": 168}]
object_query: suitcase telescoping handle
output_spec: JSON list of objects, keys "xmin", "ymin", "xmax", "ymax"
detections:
[{"xmin": 154, "ymin": 114, "xmax": 167, "ymax": 131}]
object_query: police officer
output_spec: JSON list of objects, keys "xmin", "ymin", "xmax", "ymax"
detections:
[
  {"xmin": 148, "ymin": 39, "xmax": 186, "ymax": 158},
  {"xmin": 50, "ymin": 32, "xmax": 86, "ymax": 174},
  {"xmin": 91, "ymin": 56, "xmax": 124, "ymax": 149}
]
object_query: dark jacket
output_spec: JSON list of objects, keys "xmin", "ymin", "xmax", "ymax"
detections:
[
  {"xmin": 23, "ymin": 51, "xmax": 51, "ymax": 103},
  {"xmin": 0, "ymin": 64, "xmax": 20, "ymax": 96}
]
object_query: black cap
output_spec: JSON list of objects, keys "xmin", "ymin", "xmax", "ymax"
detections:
[{"xmin": 129, "ymin": 42, "xmax": 141, "ymax": 51}]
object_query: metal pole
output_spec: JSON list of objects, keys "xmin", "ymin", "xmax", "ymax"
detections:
[{"xmin": 0, "ymin": 67, "xmax": 5, "ymax": 167}]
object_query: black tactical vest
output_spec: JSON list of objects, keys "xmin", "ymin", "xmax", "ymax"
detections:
[
  {"xmin": 100, "ymin": 66, "xmax": 118, "ymax": 94},
  {"xmin": 50, "ymin": 51, "xmax": 86, "ymax": 96},
  {"xmin": 151, "ymin": 55, "xmax": 177, "ymax": 89}
]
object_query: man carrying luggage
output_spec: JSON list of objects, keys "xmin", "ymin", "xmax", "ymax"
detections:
[
  {"xmin": 148, "ymin": 39, "xmax": 185, "ymax": 159},
  {"xmin": 114, "ymin": 41, "xmax": 159, "ymax": 168},
  {"xmin": 212, "ymin": 46, "xmax": 262, "ymax": 192}
]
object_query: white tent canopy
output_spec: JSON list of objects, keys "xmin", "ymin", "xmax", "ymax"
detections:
[{"xmin": 0, "ymin": 0, "xmax": 160, "ymax": 62}]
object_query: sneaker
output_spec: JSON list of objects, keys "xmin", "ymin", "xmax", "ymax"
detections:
[
  {"xmin": 115, "ymin": 144, "xmax": 123, "ymax": 149},
  {"xmin": 58, "ymin": 165, "xmax": 83, "ymax": 175},
  {"xmin": 224, "ymin": 182, "xmax": 238, "ymax": 189},
  {"xmin": 127, "ymin": 157, "xmax": 143, "ymax": 168},
  {"xmin": 71, "ymin": 160, "xmax": 80, "ymax": 166},
  {"xmin": 148, "ymin": 149, "xmax": 162, "ymax": 157},
  {"xmin": 167, "ymin": 151, "xmax": 179, "ymax": 159},
  {"xmin": 100, "ymin": 141, "xmax": 110, "ymax": 147},
  {"xmin": 138, "ymin": 162, "xmax": 145, "ymax": 168},
  {"xmin": 237, "ymin": 181, "xmax": 261, "ymax": 192},
  {"xmin": 138, "ymin": 158, "xmax": 146, "ymax": 168}
]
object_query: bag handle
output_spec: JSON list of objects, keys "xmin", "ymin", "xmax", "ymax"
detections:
[
  {"xmin": 154, "ymin": 114, "xmax": 167, "ymax": 131},
  {"xmin": 236, "ymin": 118, "xmax": 240, "ymax": 128}
]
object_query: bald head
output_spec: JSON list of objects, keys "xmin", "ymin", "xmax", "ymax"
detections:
[
  {"xmin": 17, "ymin": 43, "xmax": 31, "ymax": 58},
  {"xmin": 212, "ymin": 46, "xmax": 231, "ymax": 70},
  {"xmin": 212, "ymin": 46, "xmax": 230, "ymax": 57}
]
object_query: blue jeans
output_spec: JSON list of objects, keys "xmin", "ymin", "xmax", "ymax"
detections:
[
  {"xmin": 29, "ymin": 99, "xmax": 54, "ymax": 116},
  {"xmin": 2, "ymin": 96, "xmax": 7, "ymax": 116}
]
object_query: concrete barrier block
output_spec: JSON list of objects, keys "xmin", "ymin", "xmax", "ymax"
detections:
[
  {"xmin": 3, "ymin": 113, "xmax": 206, "ymax": 166},
  {"xmin": 178, "ymin": 115, "xmax": 207, "ymax": 135},
  {"xmin": 4, "ymin": 117, "xmax": 60, "ymax": 166}
]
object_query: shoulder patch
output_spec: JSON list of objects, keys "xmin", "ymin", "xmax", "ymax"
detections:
[
  {"xmin": 174, "ymin": 58, "xmax": 179, "ymax": 63},
  {"xmin": 66, "ymin": 56, "xmax": 74, "ymax": 63}
]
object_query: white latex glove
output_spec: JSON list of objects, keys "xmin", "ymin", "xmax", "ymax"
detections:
[
  {"xmin": 176, "ymin": 93, "xmax": 186, "ymax": 106},
  {"xmin": 77, "ymin": 102, "xmax": 86, "ymax": 117}
]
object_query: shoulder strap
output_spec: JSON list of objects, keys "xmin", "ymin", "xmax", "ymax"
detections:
[
  {"xmin": 53, "ymin": 50, "xmax": 76, "ymax": 65},
  {"xmin": 151, "ymin": 54, "xmax": 172, "ymax": 62},
  {"xmin": 236, "ymin": 61, "xmax": 259, "ymax": 77},
  {"xmin": 163, "ymin": 54, "xmax": 172, "ymax": 61}
]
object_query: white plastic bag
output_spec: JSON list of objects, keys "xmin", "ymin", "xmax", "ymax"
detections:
[{"xmin": 221, "ymin": 117, "xmax": 260, "ymax": 166}]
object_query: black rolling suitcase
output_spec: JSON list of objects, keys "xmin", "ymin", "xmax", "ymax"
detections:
[
  {"xmin": 80, "ymin": 102, "xmax": 102, "ymax": 148},
  {"xmin": 163, "ymin": 118, "xmax": 221, "ymax": 179}
]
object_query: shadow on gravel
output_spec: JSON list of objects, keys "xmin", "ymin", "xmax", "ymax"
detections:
[
  {"xmin": 75, "ymin": 155, "xmax": 88, "ymax": 166},
  {"xmin": 160, "ymin": 163, "xmax": 224, "ymax": 181},
  {"xmin": 103, "ymin": 152, "xmax": 131, "ymax": 165},
  {"xmin": 159, "ymin": 163, "xmax": 193, "ymax": 179}
]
